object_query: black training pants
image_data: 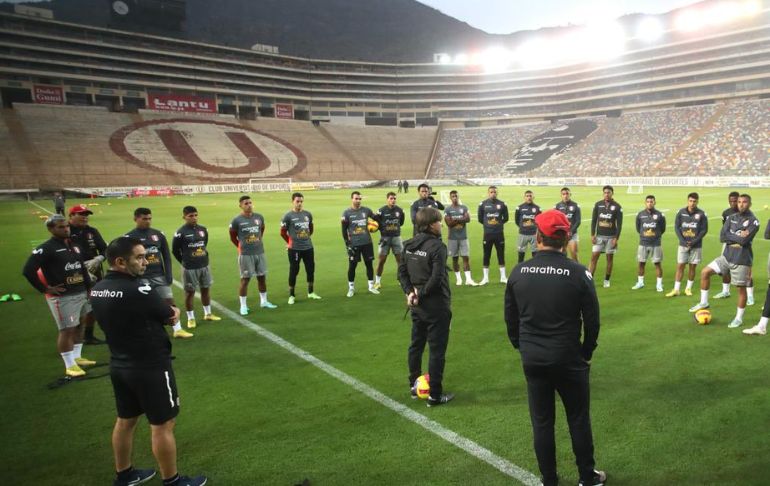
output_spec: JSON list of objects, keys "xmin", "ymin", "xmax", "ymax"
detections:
[
  {"xmin": 482, "ymin": 232, "xmax": 505, "ymax": 266},
  {"xmin": 288, "ymin": 248, "xmax": 315, "ymax": 287},
  {"xmin": 407, "ymin": 308, "xmax": 451, "ymax": 399}
]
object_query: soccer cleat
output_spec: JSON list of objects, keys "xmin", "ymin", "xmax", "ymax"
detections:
[
  {"xmin": 75, "ymin": 357, "xmax": 96, "ymax": 366},
  {"xmin": 713, "ymin": 291, "xmax": 731, "ymax": 299},
  {"xmin": 631, "ymin": 282, "xmax": 644, "ymax": 290},
  {"xmin": 727, "ymin": 318, "xmax": 743, "ymax": 329},
  {"xmin": 288, "ymin": 296, "xmax": 295, "ymax": 305},
  {"xmin": 465, "ymin": 279, "xmax": 479, "ymax": 286},
  {"xmin": 455, "ymin": 280, "xmax": 463, "ymax": 286},
  {"xmin": 684, "ymin": 288, "xmax": 693, "ymax": 297},
  {"xmin": 373, "ymin": 282, "xmax": 382, "ymax": 290},
  {"xmin": 187, "ymin": 318, "xmax": 196, "ymax": 329},
  {"xmin": 665, "ymin": 289, "xmax": 680, "ymax": 297},
  {"xmin": 0, "ymin": 294, "xmax": 9, "ymax": 302},
  {"xmin": 65, "ymin": 365, "xmax": 86, "ymax": 377},
  {"xmin": 410, "ymin": 386, "xmax": 418, "ymax": 400},
  {"xmin": 368, "ymin": 286, "xmax": 381, "ymax": 295},
  {"xmin": 743, "ymin": 325, "xmax": 767, "ymax": 336},
  {"xmin": 603, "ymin": 280, "xmax": 611, "ymax": 288},
  {"xmin": 239, "ymin": 307, "xmax": 249, "ymax": 316},
  {"xmin": 261, "ymin": 301, "xmax": 277, "ymax": 309},
  {"xmin": 656, "ymin": 285, "xmax": 664, "ymax": 293},
  {"xmin": 203, "ymin": 314, "xmax": 221, "ymax": 321},
  {"xmin": 427, "ymin": 393, "xmax": 455, "ymax": 407},
  {"xmin": 346, "ymin": 288, "xmax": 355, "ymax": 298},
  {"xmin": 173, "ymin": 329, "xmax": 194, "ymax": 339},
  {"xmin": 747, "ymin": 295, "xmax": 755, "ymax": 306},
  {"xmin": 500, "ymin": 276, "xmax": 508, "ymax": 284},
  {"xmin": 307, "ymin": 292, "xmax": 322, "ymax": 300},
  {"xmin": 113, "ymin": 468, "xmax": 156, "ymax": 486},
  {"xmin": 578, "ymin": 469, "xmax": 607, "ymax": 486},
  {"xmin": 175, "ymin": 475, "xmax": 208, "ymax": 486},
  {"xmin": 689, "ymin": 302, "xmax": 710, "ymax": 313},
  {"xmin": 478, "ymin": 278, "xmax": 489, "ymax": 286}
]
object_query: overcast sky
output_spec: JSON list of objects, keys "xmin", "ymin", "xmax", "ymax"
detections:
[{"xmin": 419, "ymin": 0, "xmax": 703, "ymax": 33}]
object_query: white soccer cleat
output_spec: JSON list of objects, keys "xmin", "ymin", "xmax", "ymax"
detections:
[
  {"xmin": 288, "ymin": 296, "xmax": 295, "ymax": 305},
  {"xmin": 478, "ymin": 278, "xmax": 489, "ymax": 286},
  {"xmin": 631, "ymin": 282, "xmax": 644, "ymax": 290},
  {"xmin": 368, "ymin": 286, "xmax": 380, "ymax": 295},
  {"xmin": 346, "ymin": 288, "xmax": 355, "ymax": 298},
  {"xmin": 713, "ymin": 291, "xmax": 731, "ymax": 299},
  {"xmin": 455, "ymin": 280, "xmax": 463, "ymax": 286},
  {"xmin": 239, "ymin": 307, "xmax": 249, "ymax": 316},
  {"xmin": 465, "ymin": 279, "xmax": 479, "ymax": 286},
  {"xmin": 500, "ymin": 276, "xmax": 508, "ymax": 284},
  {"xmin": 656, "ymin": 285, "xmax": 664, "ymax": 293},
  {"xmin": 728, "ymin": 318, "xmax": 743, "ymax": 329},
  {"xmin": 603, "ymin": 280, "xmax": 611, "ymax": 288},
  {"xmin": 688, "ymin": 302, "xmax": 709, "ymax": 313},
  {"xmin": 743, "ymin": 325, "xmax": 767, "ymax": 336}
]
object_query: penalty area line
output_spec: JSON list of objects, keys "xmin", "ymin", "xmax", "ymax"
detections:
[
  {"xmin": 27, "ymin": 200, "xmax": 55, "ymax": 215},
  {"xmin": 172, "ymin": 281, "xmax": 540, "ymax": 485}
]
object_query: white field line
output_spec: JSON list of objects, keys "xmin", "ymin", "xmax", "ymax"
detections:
[{"xmin": 28, "ymin": 200, "xmax": 54, "ymax": 215}]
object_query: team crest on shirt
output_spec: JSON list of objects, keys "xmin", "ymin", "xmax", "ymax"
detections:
[
  {"xmin": 743, "ymin": 220, "xmax": 749, "ymax": 227},
  {"xmin": 151, "ymin": 234, "xmax": 159, "ymax": 242},
  {"xmin": 695, "ymin": 214, "xmax": 701, "ymax": 220},
  {"xmin": 304, "ymin": 216, "xmax": 309, "ymax": 222},
  {"xmin": 610, "ymin": 206, "xmax": 616, "ymax": 211},
  {"xmin": 395, "ymin": 212, "xmax": 400, "ymax": 217},
  {"xmin": 198, "ymin": 230, "xmax": 205, "ymax": 237},
  {"xmin": 569, "ymin": 206, "xmax": 574, "ymax": 211},
  {"xmin": 73, "ymin": 246, "xmax": 80, "ymax": 254},
  {"xmin": 531, "ymin": 208, "xmax": 536, "ymax": 213},
  {"xmin": 653, "ymin": 214, "xmax": 658, "ymax": 220},
  {"xmin": 87, "ymin": 234, "xmax": 93, "ymax": 240},
  {"xmin": 496, "ymin": 204, "xmax": 501, "ymax": 209}
]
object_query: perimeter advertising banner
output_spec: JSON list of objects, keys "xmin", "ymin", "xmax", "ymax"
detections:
[
  {"xmin": 275, "ymin": 103, "xmax": 294, "ymax": 119},
  {"xmin": 33, "ymin": 85, "xmax": 64, "ymax": 105},
  {"xmin": 148, "ymin": 94, "xmax": 217, "ymax": 113}
]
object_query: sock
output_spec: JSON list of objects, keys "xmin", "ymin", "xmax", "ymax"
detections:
[
  {"xmin": 758, "ymin": 317, "xmax": 769, "ymax": 330},
  {"xmin": 674, "ymin": 281, "xmax": 681, "ymax": 291},
  {"xmin": 736, "ymin": 307, "xmax": 745, "ymax": 321},
  {"xmin": 637, "ymin": 276, "xmax": 644, "ymax": 284},
  {"xmin": 375, "ymin": 275, "xmax": 382, "ymax": 284},
  {"xmin": 483, "ymin": 268, "xmax": 489, "ymax": 280},
  {"xmin": 464, "ymin": 270, "xmax": 473, "ymax": 282},
  {"xmin": 605, "ymin": 274, "xmax": 611, "ymax": 282},
  {"xmin": 499, "ymin": 267, "xmax": 506, "ymax": 279},
  {"xmin": 368, "ymin": 280, "xmax": 375, "ymax": 289},
  {"xmin": 203, "ymin": 305, "xmax": 211, "ymax": 315},
  {"xmin": 61, "ymin": 350, "xmax": 75, "ymax": 368},
  {"xmin": 116, "ymin": 466, "xmax": 135, "ymax": 481},
  {"xmin": 656, "ymin": 277, "xmax": 663, "ymax": 287},
  {"xmin": 308, "ymin": 283, "xmax": 314, "ymax": 294},
  {"xmin": 289, "ymin": 287, "xmax": 296, "ymax": 297},
  {"xmin": 700, "ymin": 289, "xmax": 709, "ymax": 305},
  {"xmin": 454, "ymin": 271, "xmax": 462, "ymax": 283},
  {"xmin": 686, "ymin": 280, "xmax": 693, "ymax": 290},
  {"xmin": 73, "ymin": 343, "xmax": 83, "ymax": 359},
  {"xmin": 163, "ymin": 473, "xmax": 180, "ymax": 486},
  {"xmin": 172, "ymin": 322, "xmax": 182, "ymax": 332},
  {"xmin": 259, "ymin": 292, "xmax": 268, "ymax": 304},
  {"xmin": 186, "ymin": 311, "xmax": 195, "ymax": 320},
  {"xmin": 722, "ymin": 283, "xmax": 730, "ymax": 293},
  {"xmin": 748, "ymin": 287, "xmax": 754, "ymax": 299},
  {"xmin": 348, "ymin": 281, "xmax": 355, "ymax": 290},
  {"xmin": 239, "ymin": 296, "xmax": 248, "ymax": 308},
  {"xmin": 518, "ymin": 252, "xmax": 524, "ymax": 263}
]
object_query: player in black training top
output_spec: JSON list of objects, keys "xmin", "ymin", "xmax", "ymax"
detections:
[
  {"xmin": 589, "ymin": 185, "xmax": 623, "ymax": 288},
  {"xmin": 478, "ymin": 186, "xmax": 510, "ymax": 284},
  {"xmin": 90, "ymin": 236, "xmax": 207, "ymax": 486},
  {"xmin": 715, "ymin": 191, "xmax": 755, "ymax": 304},
  {"xmin": 514, "ymin": 190, "xmax": 541, "ymax": 263},
  {"xmin": 410, "ymin": 183, "xmax": 444, "ymax": 236},
  {"xmin": 554, "ymin": 187, "xmax": 582, "ymax": 261},
  {"xmin": 374, "ymin": 191, "xmax": 406, "ymax": 289}
]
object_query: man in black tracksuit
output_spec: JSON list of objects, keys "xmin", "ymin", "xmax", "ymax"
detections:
[
  {"xmin": 398, "ymin": 206, "xmax": 454, "ymax": 407},
  {"xmin": 90, "ymin": 237, "xmax": 207, "ymax": 486},
  {"xmin": 505, "ymin": 210, "xmax": 605, "ymax": 486}
]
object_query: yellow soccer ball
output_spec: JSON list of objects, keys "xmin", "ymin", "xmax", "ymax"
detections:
[
  {"xmin": 414, "ymin": 374, "xmax": 430, "ymax": 400},
  {"xmin": 694, "ymin": 309, "xmax": 712, "ymax": 325},
  {"xmin": 367, "ymin": 218, "xmax": 379, "ymax": 233}
]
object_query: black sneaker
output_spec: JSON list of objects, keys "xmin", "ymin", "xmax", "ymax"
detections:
[
  {"xmin": 176, "ymin": 475, "xmax": 208, "ymax": 486},
  {"xmin": 578, "ymin": 469, "xmax": 606, "ymax": 486},
  {"xmin": 426, "ymin": 392, "xmax": 455, "ymax": 407},
  {"xmin": 113, "ymin": 468, "xmax": 156, "ymax": 486}
]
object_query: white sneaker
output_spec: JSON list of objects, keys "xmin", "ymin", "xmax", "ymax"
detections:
[
  {"xmin": 747, "ymin": 295, "xmax": 755, "ymax": 306},
  {"xmin": 603, "ymin": 280, "xmax": 611, "ymax": 288},
  {"xmin": 713, "ymin": 291, "xmax": 731, "ymax": 299},
  {"xmin": 631, "ymin": 282, "xmax": 644, "ymax": 290},
  {"xmin": 239, "ymin": 307, "xmax": 249, "ymax": 316},
  {"xmin": 455, "ymin": 280, "xmax": 463, "ymax": 286},
  {"xmin": 368, "ymin": 286, "xmax": 380, "ymax": 295},
  {"xmin": 743, "ymin": 325, "xmax": 767, "ymax": 336},
  {"xmin": 478, "ymin": 278, "xmax": 489, "ymax": 286},
  {"xmin": 500, "ymin": 276, "xmax": 508, "ymax": 284},
  {"xmin": 689, "ymin": 302, "xmax": 709, "ymax": 313},
  {"xmin": 727, "ymin": 318, "xmax": 743, "ymax": 329},
  {"xmin": 465, "ymin": 279, "xmax": 479, "ymax": 286},
  {"xmin": 346, "ymin": 288, "xmax": 355, "ymax": 298},
  {"xmin": 288, "ymin": 296, "xmax": 295, "ymax": 305},
  {"xmin": 656, "ymin": 285, "xmax": 664, "ymax": 293}
]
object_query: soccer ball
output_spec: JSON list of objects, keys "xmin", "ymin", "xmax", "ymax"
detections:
[
  {"xmin": 367, "ymin": 218, "xmax": 379, "ymax": 233},
  {"xmin": 694, "ymin": 309, "xmax": 712, "ymax": 325},
  {"xmin": 413, "ymin": 374, "xmax": 430, "ymax": 400}
]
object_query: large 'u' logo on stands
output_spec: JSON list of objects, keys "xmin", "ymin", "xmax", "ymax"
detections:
[{"xmin": 109, "ymin": 119, "xmax": 307, "ymax": 181}]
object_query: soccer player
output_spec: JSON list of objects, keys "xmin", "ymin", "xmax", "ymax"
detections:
[
  {"xmin": 715, "ymin": 191, "xmax": 755, "ymax": 304},
  {"xmin": 410, "ymin": 183, "xmax": 444, "ymax": 236},
  {"xmin": 374, "ymin": 191, "xmax": 405, "ymax": 289},
  {"xmin": 126, "ymin": 207, "xmax": 192, "ymax": 339},
  {"xmin": 514, "ymin": 190, "xmax": 541, "ymax": 263},
  {"xmin": 90, "ymin": 237, "xmax": 207, "ymax": 486},
  {"xmin": 68, "ymin": 203, "xmax": 107, "ymax": 344},
  {"xmin": 280, "ymin": 192, "xmax": 321, "ymax": 304},
  {"xmin": 667, "ymin": 193, "xmax": 708, "ymax": 297},
  {"xmin": 172, "ymin": 206, "xmax": 221, "ymax": 328},
  {"xmin": 478, "ymin": 185, "xmax": 509, "ymax": 284},
  {"xmin": 589, "ymin": 185, "xmax": 623, "ymax": 288},
  {"xmin": 690, "ymin": 194, "xmax": 760, "ymax": 328},
  {"xmin": 52, "ymin": 191, "xmax": 65, "ymax": 215},
  {"xmin": 444, "ymin": 190, "xmax": 477, "ymax": 286},
  {"xmin": 632, "ymin": 195, "xmax": 666, "ymax": 292},
  {"xmin": 397, "ymin": 180, "xmax": 403, "ymax": 193},
  {"xmin": 555, "ymin": 187, "xmax": 582, "ymax": 261},
  {"xmin": 743, "ymin": 218, "xmax": 770, "ymax": 336},
  {"xmin": 341, "ymin": 191, "xmax": 379, "ymax": 297},
  {"xmin": 399, "ymin": 207, "xmax": 454, "ymax": 407},
  {"xmin": 504, "ymin": 210, "xmax": 604, "ymax": 486},
  {"xmin": 22, "ymin": 214, "xmax": 96, "ymax": 377},
  {"xmin": 230, "ymin": 195, "xmax": 277, "ymax": 315}
]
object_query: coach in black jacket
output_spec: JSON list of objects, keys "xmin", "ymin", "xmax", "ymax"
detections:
[
  {"xmin": 398, "ymin": 206, "xmax": 454, "ymax": 407},
  {"xmin": 504, "ymin": 210, "xmax": 605, "ymax": 486}
]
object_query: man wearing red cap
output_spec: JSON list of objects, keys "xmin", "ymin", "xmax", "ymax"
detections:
[
  {"xmin": 505, "ymin": 209, "xmax": 605, "ymax": 486},
  {"xmin": 69, "ymin": 204, "xmax": 108, "ymax": 344}
]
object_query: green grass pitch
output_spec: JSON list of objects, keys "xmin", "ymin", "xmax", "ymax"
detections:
[{"xmin": 1, "ymin": 186, "xmax": 769, "ymax": 485}]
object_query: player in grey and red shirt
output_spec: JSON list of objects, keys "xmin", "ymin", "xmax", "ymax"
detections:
[
  {"xmin": 341, "ymin": 191, "xmax": 379, "ymax": 297},
  {"xmin": 714, "ymin": 191, "xmax": 755, "ymax": 304},
  {"xmin": 374, "ymin": 191, "xmax": 406, "ymax": 289},
  {"xmin": 230, "ymin": 195, "xmax": 276, "ymax": 315},
  {"xmin": 280, "ymin": 192, "xmax": 322, "ymax": 304}
]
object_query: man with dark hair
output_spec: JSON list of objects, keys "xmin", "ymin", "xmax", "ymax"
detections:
[
  {"xmin": 69, "ymin": 203, "xmax": 108, "ymax": 344},
  {"xmin": 715, "ymin": 191, "xmax": 755, "ymax": 304},
  {"xmin": 399, "ymin": 207, "xmax": 454, "ymax": 407},
  {"xmin": 374, "ymin": 191, "xmax": 405, "ymax": 289},
  {"xmin": 555, "ymin": 187, "xmax": 581, "ymax": 261},
  {"xmin": 478, "ymin": 185, "xmax": 509, "ymax": 285},
  {"xmin": 515, "ymin": 190, "xmax": 541, "ymax": 263},
  {"xmin": 444, "ymin": 190, "xmax": 477, "ymax": 286},
  {"xmin": 91, "ymin": 237, "xmax": 207, "ymax": 486},
  {"xmin": 690, "ymin": 194, "xmax": 760, "ymax": 328},
  {"xmin": 22, "ymin": 214, "xmax": 96, "ymax": 377},
  {"xmin": 53, "ymin": 191, "xmax": 65, "ymax": 215},
  {"xmin": 281, "ymin": 192, "xmax": 321, "ymax": 304},
  {"xmin": 341, "ymin": 191, "xmax": 379, "ymax": 297},
  {"xmin": 632, "ymin": 195, "xmax": 666, "ymax": 292},
  {"xmin": 505, "ymin": 209, "xmax": 604, "ymax": 486},
  {"xmin": 589, "ymin": 185, "xmax": 623, "ymax": 288},
  {"xmin": 230, "ymin": 195, "xmax": 277, "ymax": 315},
  {"xmin": 743, "ymin": 216, "xmax": 770, "ymax": 336},
  {"xmin": 126, "ymin": 208, "xmax": 192, "ymax": 339},
  {"xmin": 172, "ymin": 206, "xmax": 220, "ymax": 328},
  {"xmin": 667, "ymin": 193, "xmax": 708, "ymax": 297},
  {"xmin": 410, "ymin": 183, "xmax": 444, "ymax": 236}
]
